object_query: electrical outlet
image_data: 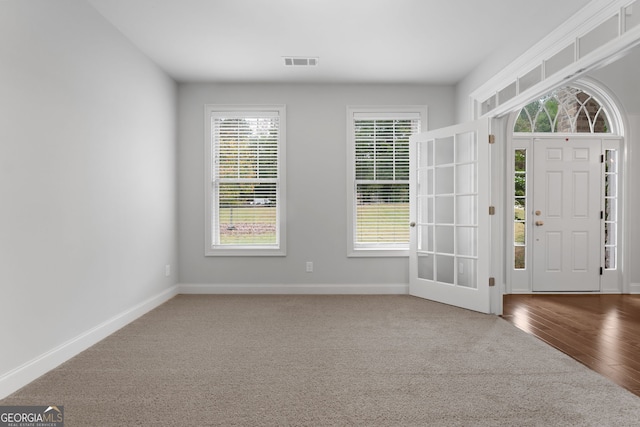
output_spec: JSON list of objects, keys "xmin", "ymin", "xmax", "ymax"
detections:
[
  {"xmin": 306, "ymin": 261, "xmax": 313, "ymax": 273},
  {"xmin": 165, "ymin": 264, "xmax": 171, "ymax": 277}
]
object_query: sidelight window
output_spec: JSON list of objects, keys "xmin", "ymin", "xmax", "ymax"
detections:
[
  {"xmin": 604, "ymin": 149, "xmax": 618, "ymax": 270},
  {"xmin": 513, "ymin": 149, "xmax": 527, "ymax": 269}
]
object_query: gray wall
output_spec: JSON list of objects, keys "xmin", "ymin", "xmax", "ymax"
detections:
[
  {"xmin": 178, "ymin": 83, "xmax": 455, "ymax": 286},
  {"xmin": 0, "ymin": 0, "xmax": 178, "ymax": 379},
  {"xmin": 590, "ymin": 47, "xmax": 640, "ymax": 115}
]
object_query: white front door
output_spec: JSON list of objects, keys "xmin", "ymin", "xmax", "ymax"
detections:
[
  {"xmin": 532, "ymin": 137, "xmax": 601, "ymax": 292},
  {"xmin": 409, "ymin": 119, "xmax": 492, "ymax": 313}
]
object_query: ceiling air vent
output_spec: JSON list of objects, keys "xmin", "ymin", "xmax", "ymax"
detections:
[{"xmin": 283, "ymin": 57, "xmax": 319, "ymax": 66}]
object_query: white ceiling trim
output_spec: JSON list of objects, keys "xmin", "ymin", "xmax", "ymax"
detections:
[{"xmin": 471, "ymin": 0, "xmax": 639, "ymax": 118}]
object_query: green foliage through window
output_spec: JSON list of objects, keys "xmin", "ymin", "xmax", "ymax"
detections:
[
  {"xmin": 351, "ymin": 112, "xmax": 421, "ymax": 249},
  {"xmin": 514, "ymin": 87, "xmax": 610, "ymax": 133},
  {"xmin": 211, "ymin": 113, "xmax": 281, "ymax": 247}
]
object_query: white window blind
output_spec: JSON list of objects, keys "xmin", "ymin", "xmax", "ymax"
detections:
[
  {"xmin": 205, "ymin": 106, "xmax": 285, "ymax": 255},
  {"xmin": 349, "ymin": 109, "xmax": 423, "ymax": 254}
]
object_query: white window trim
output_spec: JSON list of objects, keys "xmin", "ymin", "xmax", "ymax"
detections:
[
  {"xmin": 204, "ymin": 104, "xmax": 286, "ymax": 256},
  {"xmin": 346, "ymin": 105, "xmax": 427, "ymax": 257}
]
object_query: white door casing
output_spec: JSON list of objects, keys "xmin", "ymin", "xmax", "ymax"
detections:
[{"xmin": 409, "ymin": 119, "xmax": 492, "ymax": 313}]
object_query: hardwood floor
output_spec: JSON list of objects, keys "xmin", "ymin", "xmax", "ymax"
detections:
[{"xmin": 502, "ymin": 294, "xmax": 640, "ymax": 398}]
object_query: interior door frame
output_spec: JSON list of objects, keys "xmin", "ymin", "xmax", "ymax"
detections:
[
  {"xmin": 501, "ymin": 78, "xmax": 629, "ymax": 295},
  {"xmin": 505, "ymin": 126, "xmax": 625, "ymax": 295}
]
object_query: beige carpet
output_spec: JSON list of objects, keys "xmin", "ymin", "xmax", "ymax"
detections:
[{"xmin": 3, "ymin": 295, "xmax": 640, "ymax": 426}]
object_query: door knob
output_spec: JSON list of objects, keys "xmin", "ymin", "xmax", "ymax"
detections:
[
  {"xmin": 409, "ymin": 222, "xmax": 416, "ymax": 227},
  {"xmin": 535, "ymin": 221, "xmax": 544, "ymax": 226},
  {"xmin": 535, "ymin": 210, "xmax": 542, "ymax": 216}
]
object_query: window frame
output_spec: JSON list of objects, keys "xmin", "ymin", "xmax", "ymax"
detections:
[
  {"xmin": 346, "ymin": 105, "xmax": 427, "ymax": 257},
  {"xmin": 204, "ymin": 104, "xmax": 286, "ymax": 256}
]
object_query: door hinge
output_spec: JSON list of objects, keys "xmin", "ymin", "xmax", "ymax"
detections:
[
  {"xmin": 600, "ymin": 267, "xmax": 603, "ymax": 275},
  {"xmin": 601, "ymin": 154, "xmax": 604, "ymax": 163},
  {"xmin": 601, "ymin": 210, "xmax": 603, "ymax": 219},
  {"xmin": 489, "ymin": 206, "xmax": 496, "ymax": 215},
  {"xmin": 489, "ymin": 277, "xmax": 495, "ymax": 287},
  {"xmin": 488, "ymin": 134, "xmax": 495, "ymax": 144}
]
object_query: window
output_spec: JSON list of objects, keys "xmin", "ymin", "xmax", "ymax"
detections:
[
  {"xmin": 204, "ymin": 105, "xmax": 286, "ymax": 256},
  {"xmin": 513, "ymin": 149, "xmax": 527, "ymax": 269},
  {"xmin": 347, "ymin": 106, "xmax": 426, "ymax": 256},
  {"xmin": 514, "ymin": 87, "xmax": 611, "ymax": 133},
  {"xmin": 512, "ymin": 86, "xmax": 620, "ymax": 273},
  {"xmin": 604, "ymin": 149, "xmax": 618, "ymax": 270}
]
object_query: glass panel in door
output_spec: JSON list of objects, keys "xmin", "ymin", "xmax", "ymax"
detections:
[{"xmin": 409, "ymin": 118, "xmax": 491, "ymax": 314}]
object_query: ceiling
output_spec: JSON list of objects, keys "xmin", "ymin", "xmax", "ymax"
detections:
[{"xmin": 87, "ymin": 0, "xmax": 592, "ymax": 84}]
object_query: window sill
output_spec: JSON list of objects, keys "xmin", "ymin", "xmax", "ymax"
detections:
[
  {"xmin": 348, "ymin": 249, "xmax": 409, "ymax": 258},
  {"xmin": 205, "ymin": 247, "xmax": 286, "ymax": 257}
]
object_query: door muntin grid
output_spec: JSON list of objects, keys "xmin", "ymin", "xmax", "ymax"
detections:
[{"xmin": 416, "ymin": 131, "xmax": 478, "ymax": 288}]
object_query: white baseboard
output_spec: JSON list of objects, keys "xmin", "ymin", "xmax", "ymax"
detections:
[
  {"xmin": 0, "ymin": 285, "xmax": 179, "ymax": 400},
  {"xmin": 1, "ymin": 283, "xmax": 407, "ymax": 399},
  {"xmin": 630, "ymin": 282, "xmax": 640, "ymax": 294},
  {"xmin": 178, "ymin": 283, "xmax": 409, "ymax": 295}
]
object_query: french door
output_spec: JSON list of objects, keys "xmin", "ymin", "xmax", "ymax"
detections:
[{"xmin": 409, "ymin": 119, "xmax": 492, "ymax": 314}]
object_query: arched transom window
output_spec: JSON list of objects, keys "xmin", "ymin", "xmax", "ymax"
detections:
[{"xmin": 514, "ymin": 86, "xmax": 611, "ymax": 133}]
